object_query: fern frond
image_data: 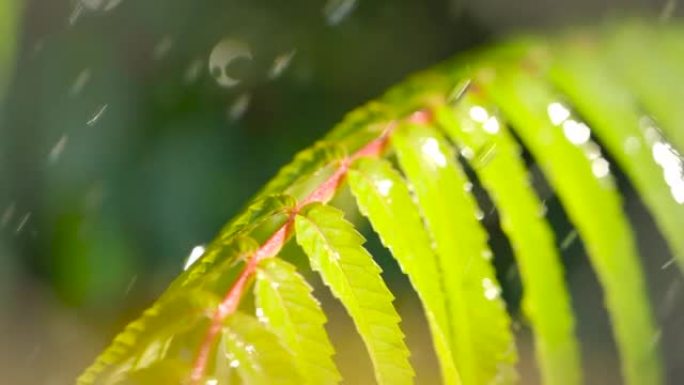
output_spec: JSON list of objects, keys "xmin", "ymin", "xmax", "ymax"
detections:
[
  {"xmin": 254, "ymin": 258, "xmax": 341, "ymax": 385},
  {"xmin": 480, "ymin": 61, "xmax": 662, "ymax": 385},
  {"xmin": 78, "ymin": 21, "xmax": 683, "ymax": 385},
  {"xmin": 295, "ymin": 203, "xmax": 414, "ymax": 385},
  {"xmin": 435, "ymin": 96, "xmax": 581, "ymax": 385}
]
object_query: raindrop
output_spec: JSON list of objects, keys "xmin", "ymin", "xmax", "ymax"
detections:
[
  {"xmin": 152, "ymin": 36, "xmax": 174, "ymax": 60},
  {"xmin": 183, "ymin": 245, "xmax": 206, "ymax": 271},
  {"xmin": 229, "ymin": 359, "xmax": 240, "ymax": 368},
  {"xmin": 547, "ymin": 102, "xmax": 570, "ymax": 125},
  {"xmin": 482, "ymin": 278, "xmax": 501, "ymax": 300},
  {"xmin": 69, "ymin": 68, "xmax": 92, "ymax": 97},
  {"xmin": 256, "ymin": 307, "xmax": 269, "ymax": 324},
  {"xmin": 184, "ymin": 59, "xmax": 204, "ymax": 84},
  {"xmin": 124, "ymin": 275, "xmax": 138, "ymax": 295},
  {"xmin": 48, "ymin": 135, "xmax": 68, "ymax": 164},
  {"xmin": 483, "ymin": 116, "xmax": 500, "ymax": 134},
  {"xmin": 562, "ymin": 120, "xmax": 590, "ymax": 145},
  {"xmin": 80, "ymin": 0, "xmax": 123, "ymax": 12},
  {"xmin": 245, "ymin": 344, "xmax": 255, "ymax": 354},
  {"xmin": 323, "ymin": 0, "xmax": 358, "ymax": 26},
  {"xmin": 228, "ymin": 93, "xmax": 251, "ymax": 121},
  {"xmin": 209, "ymin": 38, "xmax": 252, "ymax": 88},
  {"xmin": 591, "ymin": 158, "xmax": 610, "ymax": 178},
  {"xmin": 482, "ymin": 249, "xmax": 493, "ymax": 261},
  {"xmin": 560, "ymin": 229, "xmax": 578, "ymax": 250},
  {"xmin": 421, "ymin": 138, "xmax": 447, "ymax": 167},
  {"xmin": 460, "ymin": 146, "xmax": 475, "ymax": 160},
  {"xmin": 375, "ymin": 179, "xmax": 393, "ymax": 197},
  {"xmin": 469, "ymin": 106, "xmax": 489, "ymax": 123},
  {"xmin": 15, "ymin": 212, "xmax": 31, "ymax": 234},
  {"xmin": 475, "ymin": 209, "xmax": 485, "ymax": 221},
  {"xmin": 538, "ymin": 201, "xmax": 548, "ymax": 217},
  {"xmin": 463, "ymin": 182, "xmax": 473, "ymax": 192},
  {"xmin": 1, "ymin": 203, "xmax": 16, "ymax": 228},
  {"xmin": 205, "ymin": 379, "xmax": 218, "ymax": 385},
  {"xmin": 87, "ymin": 104, "xmax": 108, "ymax": 126},
  {"xmin": 623, "ymin": 136, "xmax": 642, "ymax": 155},
  {"xmin": 660, "ymin": 0, "xmax": 677, "ymax": 22},
  {"xmin": 661, "ymin": 258, "xmax": 676, "ymax": 270},
  {"xmin": 269, "ymin": 49, "xmax": 297, "ymax": 79}
]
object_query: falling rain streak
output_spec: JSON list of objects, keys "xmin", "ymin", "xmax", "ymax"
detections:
[
  {"xmin": 183, "ymin": 245, "xmax": 206, "ymax": 271},
  {"xmin": 48, "ymin": 135, "xmax": 68, "ymax": 164},
  {"xmin": 323, "ymin": 0, "xmax": 357, "ymax": 26},
  {"xmin": 87, "ymin": 104, "xmax": 108, "ymax": 126},
  {"xmin": 269, "ymin": 50, "xmax": 296, "ymax": 80}
]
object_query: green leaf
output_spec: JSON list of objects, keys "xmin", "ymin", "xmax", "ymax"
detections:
[
  {"xmin": 0, "ymin": 0, "xmax": 21, "ymax": 98},
  {"xmin": 77, "ymin": 290, "xmax": 219, "ymax": 385},
  {"xmin": 347, "ymin": 157, "xmax": 460, "ymax": 385},
  {"xmin": 604, "ymin": 22, "xmax": 684, "ymax": 153},
  {"xmin": 254, "ymin": 258, "xmax": 341, "ymax": 385},
  {"xmin": 253, "ymin": 142, "xmax": 346, "ymax": 201},
  {"xmin": 391, "ymin": 123, "xmax": 517, "ymax": 385},
  {"xmin": 480, "ymin": 62, "xmax": 663, "ymax": 385},
  {"xmin": 222, "ymin": 312, "xmax": 303, "ymax": 385},
  {"xmin": 218, "ymin": 194, "xmax": 297, "ymax": 240},
  {"xmin": 549, "ymin": 36, "xmax": 684, "ymax": 273},
  {"xmin": 434, "ymin": 95, "xmax": 581, "ymax": 385},
  {"xmin": 295, "ymin": 203, "xmax": 414, "ymax": 385}
]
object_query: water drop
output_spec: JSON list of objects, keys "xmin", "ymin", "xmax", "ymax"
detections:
[
  {"xmin": 482, "ymin": 249, "xmax": 493, "ymax": 261},
  {"xmin": 256, "ymin": 307, "xmax": 269, "ymax": 324},
  {"xmin": 562, "ymin": 120, "xmax": 590, "ymax": 145},
  {"xmin": 15, "ymin": 212, "xmax": 31, "ymax": 234},
  {"xmin": 468, "ymin": 106, "xmax": 489, "ymax": 123},
  {"xmin": 48, "ymin": 135, "xmax": 68, "ymax": 164},
  {"xmin": 623, "ymin": 136, "xmax": 641, "ymax": 155},
  {"xmin": 245, "ymin": 344, "xmax": 255, "ymax": 354},
  {"xmin": 421, "ymin": 138, "xmax": 447, "ymax": 167},
  {"xmin": 1, "ymin": 203, "xmax": 15, "ymax": 228},
  {"xmin": 483, "ymin": 116, "xmax": 500, "ymax": 134},
  {"xmin": 69, "ymin": 68, "xmax": 91, "ymax": 96},
  {"xmin": 229, "ymin": 359, "xmax": 240, "ymax": 368},
  {"xmin": 209, "ymin": 38, "xmax": 252, "ymax": 88},
  {"xmin": 591, "ymin": 158, "xmax": 610, "ymax": 178},
  {"xmin": 183, "ymin": 245, "xmax": 206, "ymax": 271},
  {"xmin": 80, "ymin": 0, "xmax": 123, "ymax": 12},
  {"xmin": 269, "ymin": 49, "xmax": 297, "ymax": 79},
  {"xmin": 482, "ymin": 278, "xmax": 500, "ymax": 300},
  {"xmin": 460, "ymin": 146, "xmax": 475, "ymax": 160},
  {"xmin": 87, "ymin": 104, "xmax": 108, "ymax": 126},
  {"xmin": 560, "ymin": 229, "xmax": 578, "ymax": 250},
  {"xmin": 475, "ymin": 209, "xmax": 484, "ymax": 221},
  {"xmin": 184, "ymin": 59, "xmax": 204, "ymax": 84},
  {"xmin": 463, "ymin": 182, "xmax": 473, "ymax": 192},
  {"xmin": 547, "ymin": 102, "xmax": 570, "ymax": 125},
  {"xmin": 323, "ymin": 0, "xmax": 357, "ymax": 26},
  {"xmin": 228, "ymin": 93, "xmax": 250, "ymax": 121},
  {"xmin": 152, "ymin": 36, "xmax": 174, "ymax": 60},
  {"xmin": 205, "ymin": 379, "xmax": 218, "ymax": 385},
  {"xmin": 375, "ymin": 179, "xmax": 393, "ymax": 197}
]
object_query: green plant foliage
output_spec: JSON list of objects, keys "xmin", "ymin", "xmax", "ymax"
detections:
[
  {"xmin": 254, "ymin": 258, "xmax": 341, "ymax": 385},
  {"xmin": 479, "ymin": 59, "xmax": 661, "ymax": 385},
  {"xmin": 391, "ymin": 124, "xmax": 517, "ymax": 384},
  {"xmin": 347, "ymin": 157, "xmax": 460, "ymax": 384},
  {"xmin": 295, "ymin": 203, "xmax": 414, "ymax": 385},
  {"xmin": 221, "ymin": 312, "xmax": 303, "ymax": 385},
  {"xmin": 80, "ymin": 21, "xmax": 684, "ymax": 385},
  {"xmin": 435, "ymin": 96, "xmax": 581, "ymax": 385},
  {"xmin": 0, "ymin": 0, "xmax": 21, "ymax": 99}
]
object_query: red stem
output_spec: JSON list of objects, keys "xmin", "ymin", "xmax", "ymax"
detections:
[{"xmin": 189, "ymin": 112, "xmax": 429, "ymax": 383}]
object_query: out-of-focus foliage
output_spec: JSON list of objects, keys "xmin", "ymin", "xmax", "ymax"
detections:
[{"xmin": 78, "ymin": 21, "xmax": 684, "ymax": 385}]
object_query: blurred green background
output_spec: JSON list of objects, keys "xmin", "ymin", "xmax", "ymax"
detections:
[{"xmin": 1, "ymin": 0, "xmax": 683, "ymax": 384}]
